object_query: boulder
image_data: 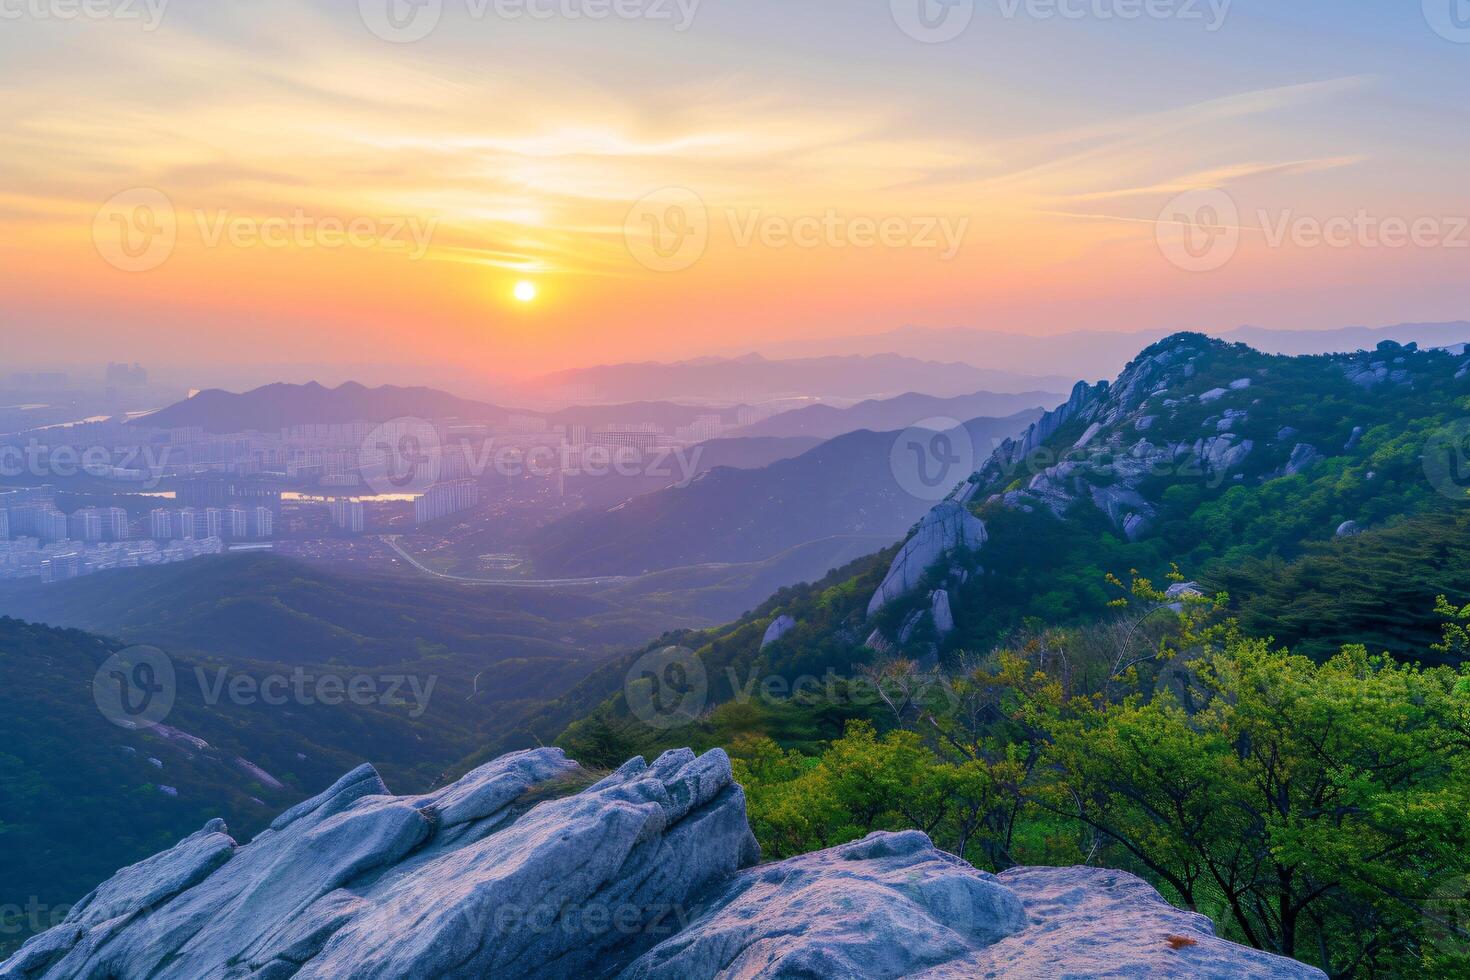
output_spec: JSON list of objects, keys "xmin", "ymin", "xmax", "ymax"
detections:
[
  {"xmin": 2, "ymin": 749, "xmax": 758, "ymax": 980},
  {"xmin": 4, "ymin": 754, "xmax": 1328, "ymax": 980},
  {"xmin": 978, "ymin": 866, "xmax": 1325, "ymax": 979},
  {"xmin": 931, "ymin": 589, "xmax": 955, "ymax": 636},
  {"xmin": 867, "ymin": 502, "xmax": 986, "ymax": 617},
  {"xmin": 760, "ymin": 615, "xmax": 796, "ymax": 649},
  {"xmin": 1284, "ymin": 443, "xmax": 1323, "ymax": 476},
  {"xmin": 623, "ymin": 830, "xmax": 1028, "ymax": 980}
]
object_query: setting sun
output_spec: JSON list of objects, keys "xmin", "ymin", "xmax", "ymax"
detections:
[{"xmin": 513, "ymin": 281, "xmax": 538, "ymax": 304}]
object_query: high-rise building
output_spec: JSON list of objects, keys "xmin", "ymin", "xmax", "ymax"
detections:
[
  {"xmin": 0, "ymin": 508, "xmax": 8, "ymax": 541},
  {"xmin": 103, "ymin": 507, "xmax": 130, "ymax": 541},
  {"xmin": 67, "ymin": 508, "xmax": 105, "ymax": 543},
  {"xmin": 150, "ymin": 508, "xmax": 173, "ymax": 540},
  {"xmin": 414, "ymin": 480, "xmax": 479, "ymax": 525},
  {"xmin": 226, "ymin": 506, "xmax": 250, "ymax": 539},
  {"xmin": 175, "ymin": 507, "xmax": 199, "ymax": 540},
  {"xmin": 41, "ymin": 551, "xmax": 81, "ymax": 583},
  {"xmin": 329, "ymin": 498, "xmax": 365, "ymax": 533},
  {"xmin": 248, "ymin": 506, "xmax": 273, "ymax": 539},
  {"xmin": 35, "ymin": 508, "xmax": 68, "ymax": 543},
  {"xmin": 201, "ymin": 508, "xmax": 224, "ymax": 540}
]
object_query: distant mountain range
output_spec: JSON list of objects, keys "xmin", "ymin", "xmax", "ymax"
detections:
[
  {"xmin": 525, "ymin": 410, "xmax": 1042, "ymax": 577},
  {"xmin": 734, "ymin": 389, "xmax": 1056, "ymax": 441},
  {"xmin": 525, "ymin": 353, "xmax": 1073, "ymax": 405},
  {"xmin": 746, "ymin": 321, "xmax": 1470, "ymax": 382},
  {"xmin": 134, "ymin": 370, "xmax": 1058, "ymax": 437},
  {"xmin": 136, "ymin": 381, "xmax": 514, "ymax": 433}
]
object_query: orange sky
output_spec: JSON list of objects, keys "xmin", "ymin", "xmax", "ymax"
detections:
[{"xmin": 3, "ymin": 3, "xmax": 1468, "ymax": 380}]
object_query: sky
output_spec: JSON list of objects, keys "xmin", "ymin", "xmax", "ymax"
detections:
[{"xmin": 2, "ymin": 0, "xmax": 1469, "ymax": 382}]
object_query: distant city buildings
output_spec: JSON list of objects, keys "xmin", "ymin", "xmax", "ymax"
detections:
[
  {"xmin": 415, "ymin": 480, "xmax": 479, "ymax": 525},
  {"xmin": 329, "ymin": 498, "xmax": 365, "ymax": 533}
]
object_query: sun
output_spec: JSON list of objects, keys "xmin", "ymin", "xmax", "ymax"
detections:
[{"xmin": 513, "ymin": 280, "xmax": 538, "ymax": 303}]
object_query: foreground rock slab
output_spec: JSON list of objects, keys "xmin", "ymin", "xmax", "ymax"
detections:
[{"xmin": 4, "ymin": 750, "xmax": 1325, "ymax": 980}]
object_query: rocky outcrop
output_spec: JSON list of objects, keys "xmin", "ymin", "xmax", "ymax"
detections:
[
  {"xmin": 2, "ymin": 748, "xmax": 758, "ymax": 980},
  {"xmin": 5, "ymin": 752, "xmax": 1326, "ymax": 980},
  {"xmin": 931, "ymin": 589, "xmax": 954, "ymax": 636},
  {"xmin": 625, "ymin": 830, "xmax": 1028, "ymax": 979},
  {"xmin": 977, "ymin": 866, "xmax": 1324, "ymax": 979},
  {"xmin": 760, "ymin": 615, "xmax": 796, "ymax": 649},
  {"xmin": 1284, "ymin": 443, "xmax": 1323, "ymax": 476},
  {"xmin": 867, "ymin": 501, "xmax": 986, "ymax": 616}
]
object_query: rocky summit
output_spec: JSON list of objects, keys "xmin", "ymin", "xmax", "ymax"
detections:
[{"xmin": 4, "ymin": 748, "xmax": 1323, "ymax": 979}]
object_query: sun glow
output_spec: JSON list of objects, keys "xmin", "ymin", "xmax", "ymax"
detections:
[{"xmin": 513, "ymin": 280, "xmax": 538, "ymax": 303}]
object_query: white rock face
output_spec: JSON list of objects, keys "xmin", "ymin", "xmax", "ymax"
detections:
[
  {"xmin": 978, "ymin": 866, "xmax": 1325, "ymax": 979},
  {"xmin": 624, "ymin": 830, "xmax": 1027, "ymax": 980},
  {"xmin": 2, "ymin": 748, "xmax": 758, "ymax": 980},
  {"xmin": 760, "ymin": 614, "xmax": 796, "ymax": 649},
  {"xmin": 3, "ymin": 753, "xmax": 1327, "ymax": 980},
  {"xmin": 931, "ymin": 589, "xmax": 955, "ymax": 636},
  {"xmin": 867, "ymin": 502, "xmax": 987, "ymax": 617}
]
